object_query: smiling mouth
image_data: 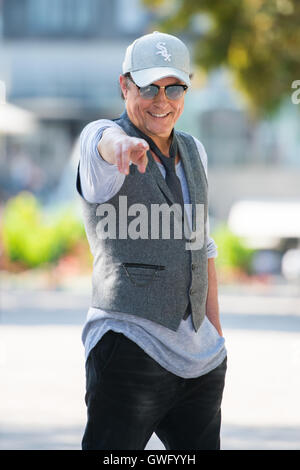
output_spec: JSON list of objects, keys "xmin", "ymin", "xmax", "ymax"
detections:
[{"xmin": 148, "ymin": 112, "xmax": 170, "ymax": 119}]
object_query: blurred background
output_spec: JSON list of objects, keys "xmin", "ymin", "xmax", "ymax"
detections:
[{"xmin": 0, "ymin": 0, "xmax": 300, "ymax": 451}]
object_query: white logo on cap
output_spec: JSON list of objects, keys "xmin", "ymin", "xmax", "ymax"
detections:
[{"xmin": 155, "ymin": 42, "xmax": 171, "ymax": 62}]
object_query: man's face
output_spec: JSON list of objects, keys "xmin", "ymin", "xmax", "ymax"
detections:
[{"xmin": 119, "ymin": 75, "xmax": 186, "ymax": 141}]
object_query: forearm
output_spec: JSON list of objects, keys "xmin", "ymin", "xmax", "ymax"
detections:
[
  {"xmin": 79, "ymin": 121, "xmax": 127, "ymax": 204},
  {"xmin": 206, "ymin": 258, "xmax": 223, "ymax": 336}
]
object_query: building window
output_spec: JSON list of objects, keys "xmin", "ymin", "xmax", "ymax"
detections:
[
  {"xmin": 199, "ymin": 109, "xmax": 252, "ymax": 166},
  {"xmin": 3, "ymin": 0, "xmax": 101, "ymax": 38}
]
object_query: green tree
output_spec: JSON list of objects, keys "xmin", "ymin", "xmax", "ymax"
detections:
[{"xmin": 143, "ymin": 0, "xmax": 300, "ymax": 117}]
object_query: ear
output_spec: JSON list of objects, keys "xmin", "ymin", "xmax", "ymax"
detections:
[{"xmin": 119, "ymin": 75, "xmax": 128, "ymax": 100}]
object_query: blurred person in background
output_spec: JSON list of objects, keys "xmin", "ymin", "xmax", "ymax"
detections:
[{"xmin": 76, "ymin": 31, "xmax": 227, "ymax": 450}]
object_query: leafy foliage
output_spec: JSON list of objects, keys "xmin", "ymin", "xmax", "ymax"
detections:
[
  {"xmin": 143, "ymin": 0, "xmax": 300, "ymax": 116},
  {"xmin": 212, "ymin": 223, "xmax": 254, "ymax": 273},
  {"xmin": 1, "ymin": 191, "xmax": 85, "ymax": 268}
]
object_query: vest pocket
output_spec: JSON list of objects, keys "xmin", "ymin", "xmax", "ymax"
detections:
[{"xmin": 121, "ymin": 262, "xmax": 165, "ymax": 287}]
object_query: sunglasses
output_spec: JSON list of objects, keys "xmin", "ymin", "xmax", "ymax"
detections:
[{"xmin": 129, "ymin": 77, "xmax": 188, "ymax": 100}]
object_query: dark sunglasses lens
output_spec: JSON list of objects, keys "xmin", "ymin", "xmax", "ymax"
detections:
[
  {"xmin": 165, "ymin": 85, "xmax": 186, "ymax": 100},
  {"xmin": 139, "ymin": 85, "xmax": 158, "ymax": 99},
  {"xmin": 138, "ymin": 84, "xmax": 187, "ymax": 100}
]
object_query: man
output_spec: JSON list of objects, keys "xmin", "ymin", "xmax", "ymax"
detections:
[{"xmin": 76, "ymin": 31, "xmax": 227, "ymax": 450}]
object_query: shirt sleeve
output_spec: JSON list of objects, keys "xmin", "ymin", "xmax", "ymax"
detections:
[
  {"xmin": 79, "ymin": 119, "xmax": 125, "ymax": 203},
  {"xmin": 192, "ymin": 137, "xmax": 218, "ymax": 259}
]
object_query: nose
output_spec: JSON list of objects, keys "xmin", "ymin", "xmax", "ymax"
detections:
[{"xmin": 153, "ymin": 87, "xmax": 168, "ymax": 104}]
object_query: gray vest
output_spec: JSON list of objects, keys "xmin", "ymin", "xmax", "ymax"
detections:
[{"xmin": 76, "ymin": 113, "xmax": 208, "ymax": 332}]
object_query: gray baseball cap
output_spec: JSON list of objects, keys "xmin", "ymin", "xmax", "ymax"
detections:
[{"xmin": 122, "ymin": 31, "xmax": 191, "ymax": 87}]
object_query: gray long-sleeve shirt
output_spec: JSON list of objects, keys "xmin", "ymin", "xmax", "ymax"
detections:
[{"xmin": 79, "ymin": 119, "xmax": 226, "ymax": 378}]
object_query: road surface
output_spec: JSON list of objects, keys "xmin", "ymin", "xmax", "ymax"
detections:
[{"xmin": 1, "ymin": 282, "xmax": 300, "ymax": 450}]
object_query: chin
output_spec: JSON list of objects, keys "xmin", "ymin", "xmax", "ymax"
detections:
[
  {"xmin": 147, "ymin": 120, "xmax": 171, "ymax": 133},
  {"xmin": 148, "ymin": 127, "xmax": 170, "ymax": 138}
]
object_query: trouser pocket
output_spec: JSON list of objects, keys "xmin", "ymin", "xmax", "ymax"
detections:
[{"xmin": 87, "ymin": 331, "xmax": 123, "ymax": 386}]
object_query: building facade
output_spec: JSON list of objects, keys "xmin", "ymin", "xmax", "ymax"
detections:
[{"xmin": 0, "ymin": 0, "xmax": 299, "ymax": 225}]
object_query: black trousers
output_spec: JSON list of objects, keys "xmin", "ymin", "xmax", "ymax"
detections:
[{"xmin": 82, "ymin": 330, "xmax": 227, "ymax": 450}]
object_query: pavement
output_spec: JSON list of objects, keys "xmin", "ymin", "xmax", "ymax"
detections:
[{"xmin": 1, "ymin": 276, "xmax": 300, "ymax": 450}]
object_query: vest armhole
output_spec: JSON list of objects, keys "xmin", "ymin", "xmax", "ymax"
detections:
[
  {"xmin": 76, "ymin": 162, "xmax": 84, "ymax": 198},
  {"xmin": 176, "ymin": 131, "xmax": 208, "ymax": 186}
]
